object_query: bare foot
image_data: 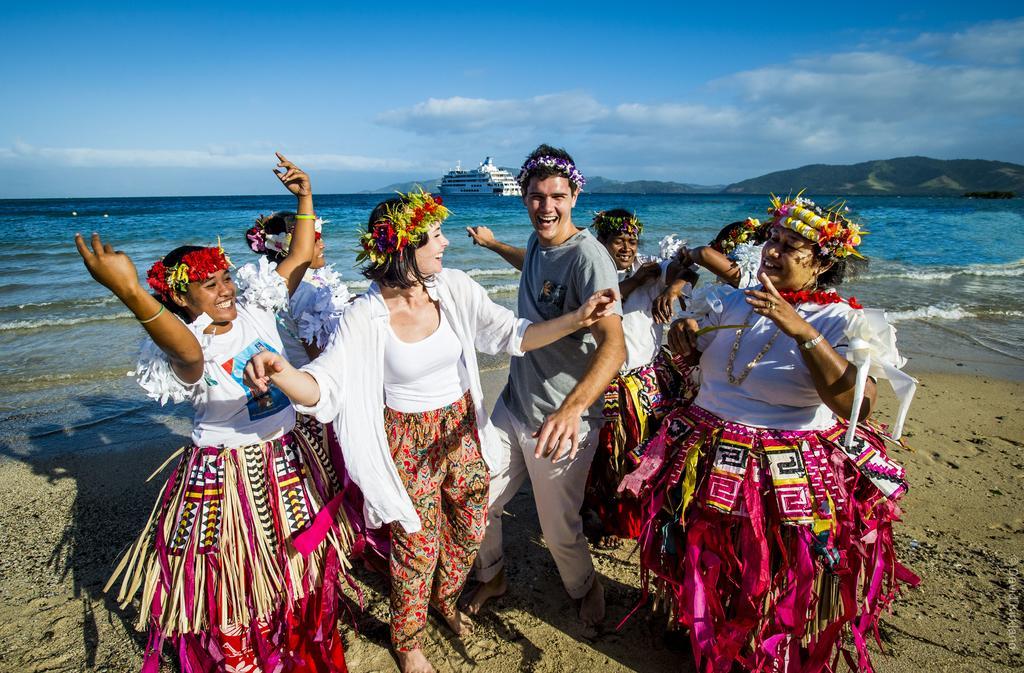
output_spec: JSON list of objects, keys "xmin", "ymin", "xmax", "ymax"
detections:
[
  {"xmin": 463, "ymin": 569, "xmax": 508, "ymax": 616},
  {"xmin": 443, "ymin": 608, "xmax": 474, "ymax": 637},
  {"xmin": 578, "ymin": 577, "xmax": 605, "ymax": 626},
  {"xmin": 396, "ymin": 647, "xmax": 436, "ymax": 673}
]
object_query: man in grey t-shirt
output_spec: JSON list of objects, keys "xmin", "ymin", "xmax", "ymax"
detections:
[{"xmin": 465, "ymin": 145, "xmax": 625, "ymax": 626}]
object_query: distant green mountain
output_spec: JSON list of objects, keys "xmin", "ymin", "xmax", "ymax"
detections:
[
  {"xmin": 365, "ymin": 175, "xmax": 722, "ymax": 195},
  {"xmin": 585, "ymin": 176, "xmax": 723, "ymax": 194},
  {"xmin": 723, "ymin": 157, "xmax": 1024, "ymax": 196}
]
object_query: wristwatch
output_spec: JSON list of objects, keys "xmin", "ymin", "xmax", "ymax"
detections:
[{"xmin": 801, "ymin": 333, "xmax": 825, "ymax": 350}]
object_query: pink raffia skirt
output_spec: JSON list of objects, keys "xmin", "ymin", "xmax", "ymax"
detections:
[
  {"xmin": 618, "ymin": 403, "xmax": 919, "ymax": 673},
  {"xmin": 106, "ymin": 419, "xmax": 352, "ymax": 672}
]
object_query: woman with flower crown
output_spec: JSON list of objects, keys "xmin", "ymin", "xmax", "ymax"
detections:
[
  {"xmin": 619, "ymin": 194, "xmax": 919, "ymax": 672},
  {"xmin": 242, "ymin": 209, "xmax": 391, "ymax": 571},
  {"xmin": 75, "ymin": 154, "xmax": 351, "ymax": 672},
  {"xmin": 241, "ymin": 189, "xmax": 618, "ymax": 673}
]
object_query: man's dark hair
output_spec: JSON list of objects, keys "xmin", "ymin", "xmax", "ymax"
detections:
[
  {"xmin": 360, "ymin": 197, "xmax": 434, "ymax": 289},
  {"xmin": 520, "ymin": 144, "xmax": 579, "ymax": 194}
]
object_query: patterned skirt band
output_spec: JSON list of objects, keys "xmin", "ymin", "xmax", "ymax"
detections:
[
  {"xmin": 105, "ymin": 421, "xmax": 352, "ymax": 672},
  {"xmin": 618, "ymin": 403, "xmax": 918, "ymax": 673}
]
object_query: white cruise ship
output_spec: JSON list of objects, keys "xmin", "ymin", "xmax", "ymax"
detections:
[{"xmin": 439, "ymin": 157, "xmax": 522, "ymax": 196}]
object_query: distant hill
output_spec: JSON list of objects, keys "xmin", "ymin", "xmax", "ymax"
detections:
[
  {"xmin": 723, "ymin": 157, "xmax": 1024, "ymax": 196},
  {"xmin": 585, "ymin": 176, "xmax": 723, "ymax": 194},
  {"xmin": 365, "ymin": 175, "xmax": 722, "ymax": 195}
]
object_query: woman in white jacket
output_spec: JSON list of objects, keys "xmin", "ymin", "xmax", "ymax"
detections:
[{"xmin": 243, "ymin": 189, "xmax": 616, "ymax": 673}]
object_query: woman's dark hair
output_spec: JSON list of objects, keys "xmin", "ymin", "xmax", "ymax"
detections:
[
  {"xmin": 360, "ymin": 198, "xmax": 434, "ymax": 289},
  {"xmin": 244, "ymin": 211, "xmax": 294, "ymax": 263},
  {"xmin": 520, "ymin": 144, "xmax": 579, "ymax": 194},
  {"xmin": 154, "ymin": 245, "xmax": 204, "ymax": 321},
  {"xmin": 593, "ymin": 208, "xmax": 638, "ymax": 243},
  {"xmin": 710, "ymin": 220, "xmax": 771, "ymax": 251},
  {"xmin": 818, "ymin": 255, "xmax": 866, "ymax": 288}
]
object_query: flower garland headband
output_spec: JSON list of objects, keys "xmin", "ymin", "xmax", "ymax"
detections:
[
  {"xmin": 357, "ymin": 188, "xmax": 450, "ymax": 266},
  {"xmin": 712, "ymin": 217, "xmax": 766, "ymax": 255},
  {"xmin": 768, "ymin": 191, "xmax": 866, "ymax": 260},
  {"xmin": 246, "ymin": 212, "xmax": 323, "ymax": 256},
  {"xmin": 147, "ymin": 243, "xmax": 233, "ymax": 300},
  {"xmin": 517, "ymin": 156, "xmax": 586, "ymax": 191},
  {"xmin": 591, "ymin": 210, "xmax": 643, "ymax": 238}
]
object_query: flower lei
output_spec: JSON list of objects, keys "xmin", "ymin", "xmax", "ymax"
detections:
[
  {"xmin": 516, "ymin": 155, "xmax": 586, "ymax": 191},
  {"xmin": 768, "ymin": 192, "xmax": 866, "ymax": 259},
  {"xmin": 591, "ymin": 210, "xmax": 642, "ymax": 238},
  {"xmin": 245, "ymin": 212, "xmax": 322, "ymax": 256},
  {"xmin": 712, "ymin": 217, "xmax": 765, "ymax": 254},
  {"xmin": 146, "ymin": 243, "xmax": 232, "ymax": 300},
  {"xmin": 778, "ymin": 289, "xmax": 863, "ymax": 310},
  {"xmin": 357, "ymin": 188, "xmax": 450, "ymax": 266}
]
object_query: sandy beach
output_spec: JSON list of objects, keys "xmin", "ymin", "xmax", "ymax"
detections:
[{"xmin": 0, "ymin": 365, "xmax": 1021, "ymax": 673}]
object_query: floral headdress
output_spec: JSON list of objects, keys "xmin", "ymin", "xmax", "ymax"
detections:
[
  {"xmin": 711, "ymin": 217, "xmax": 766, "ymax": 255},
  {"xmin": 147, "ymin": 243, "xmax": 232, "ymax": 300},
  {"xmin": 517, "ymin": 155, "xmax": 586, "ymax": 191},
  {"xmin": 591, "ymin": 210, "xmax": 643, "ymax": 238},
  {"xmin": 246, "ymin": 212, "xmax": 323, "ymax": 256},
  {"xmin": 357, "ymin": 188, "xmax": 450, "ymax": 266},
  {"xmin": 768, "ymin": 192, "xmax": 866, "ymax": 259}
]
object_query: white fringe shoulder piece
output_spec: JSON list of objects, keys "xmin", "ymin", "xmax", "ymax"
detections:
[
  {"xmin": 130, "ymin": 313, "xmax": 213, "ymax": 406},
  {"xmin": 294, "ymin": 266, "xmax": 352, "ymax": 348},
  {"xmin": 233, "ymin": 257, "xmax": 289, "ymax": 314}
]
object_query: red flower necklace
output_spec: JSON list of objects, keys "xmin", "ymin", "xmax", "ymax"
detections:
[{"xmin": 777, "ymin": 289, "xmax": 863, "ymax": 309}]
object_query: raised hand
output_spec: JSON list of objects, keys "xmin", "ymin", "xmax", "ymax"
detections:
[
  {"xmin": 745, "ymin": 272, "xmax": 810, "ymax": 339},
  {"xmin": 466, "ymin": 225, "xmax": 497, "ymax": 248},
  {"xmin": 74, "ymin": 232, "xmax": 143, "ymax": 299},
  {"xmin": 242, "ymin": 350, "xmax": 286, "ymax": 395},
  {"xmin": 575, "ymin": 288, "xmax": 618, "ymax": 328},
  {"xmin": 274, "ymin": 152, "xmax": 311, "ymax": 197}
]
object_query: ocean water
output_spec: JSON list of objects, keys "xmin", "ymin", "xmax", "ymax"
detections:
[{"xmin": 1, "ymin": 193, "xmax": 1022, "ymax": 453}]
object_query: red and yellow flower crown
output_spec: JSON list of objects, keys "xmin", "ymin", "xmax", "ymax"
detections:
[
  {"xmin": 711, "ymin": 217, "xmax": 765, "ymax": 255},
  {"xmin": 591, "ymin": 211, "xmax": 643, "ymax": 239},
  {"xmin": 147, "ymin": 243, "xmax": 232, "ymax": 300},
  {"xmin": 357, "ymin": 188, "xmax": 450, "ymax": 266},
  {"xmin": 768, "ymin": 192, "xmax": 866, "ymax": 259}
]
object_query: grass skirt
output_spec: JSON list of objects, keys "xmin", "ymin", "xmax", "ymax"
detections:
[
  {"xmin": 584, "ymin": 347, "xmax": 697, "ymax": 540},
  {"xmin": 106, "ymin": 420, "xmax": 353, "ymax": 672},
  {"xmin": 618, "ymin": 404, "xmax": 919, "ymax": 672}
]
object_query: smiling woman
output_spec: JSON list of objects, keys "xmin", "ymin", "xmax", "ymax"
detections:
[{"xmin": 73, "ymin": 154, "xmax": 354, "ymax": 673}]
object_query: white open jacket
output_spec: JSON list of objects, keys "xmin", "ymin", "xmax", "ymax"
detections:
[{"xmin": 296, "ymin": 268, "xmax": 530, "ymax": 534}]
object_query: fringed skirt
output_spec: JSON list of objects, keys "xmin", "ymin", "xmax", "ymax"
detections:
[
  {"xmin": 106, "ymin": 420, "xmax": 353, "ymax": 672},
  {"xmin": 585, "ymin": 347, "xmax": 697, "ymax": 540},
  {"xmin": 618, "ymin": 404, "xmax": 919, "ymax": 673}
]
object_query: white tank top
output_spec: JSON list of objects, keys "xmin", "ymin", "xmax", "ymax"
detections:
[{"xmin": 383, "ymin": 310, "xmax": 465, "ymax": 413}]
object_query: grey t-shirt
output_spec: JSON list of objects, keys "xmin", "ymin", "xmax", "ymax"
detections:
[{"xmin": 501, "ymin": 228, "xmax": 623, "ymax": 432}]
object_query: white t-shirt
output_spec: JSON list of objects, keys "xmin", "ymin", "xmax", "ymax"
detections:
[
  {"xmin": 693, "ymin": 286, "xmax": 855, "ymax": 431},
  {"xmin": 619, "ymin": 258, "xmax": 675, "ymax": 371},
  {"xmin": 134, "ymin": 267, "xmax": 296, "ymax": 447}
]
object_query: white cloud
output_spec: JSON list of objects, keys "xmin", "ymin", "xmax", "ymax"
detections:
[
  {"xmin": 375, "ymin": 18, "xmax": 1024, "ymax": 183},
  {"xmin": 1, "ymin": 141, "xmax": 418, "ymax": 172}
]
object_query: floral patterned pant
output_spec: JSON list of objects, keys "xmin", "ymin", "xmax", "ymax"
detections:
[{"xmin": 384, "ymin": 391, "xmax": 489, "ymax": 652}]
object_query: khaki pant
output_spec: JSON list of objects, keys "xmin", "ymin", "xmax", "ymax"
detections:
[{"xmin": 474, "ymin": 396, "xmax": 600, "ymax": 599}]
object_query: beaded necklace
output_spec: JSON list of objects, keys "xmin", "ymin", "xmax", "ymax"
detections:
[{"xmin": 725, "ymin": 308, "xmax": 780, "ymax": 385}]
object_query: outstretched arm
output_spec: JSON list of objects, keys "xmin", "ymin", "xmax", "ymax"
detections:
[
  {"xmin": 242, "ymin": 351, "xmax": 322, "ymax": 407},
  {"xmin": 271, "ymin": 152, "xmax": 316, "ymax": 296},
  {"xmin": 520, "ymin": 288, "xmax": 618, "ymax": 351},
  {"xmin": 467, "ymin": 225, "xmax": 526, "ymax": 270},
  {"xmin": 74, "ymin": 233, "xmax": 205, "ymax": 384},
  {"xmin": 534, "ymin": 314, "xmax": 626, "ymax": 461},
  {"xmin": 682, "ymin": 245, "xmax": 742, "ymax": 286}
]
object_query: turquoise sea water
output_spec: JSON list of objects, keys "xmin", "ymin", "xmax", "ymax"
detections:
[{"xmin": 1, "ymin": 193, "xmax": 1022, "ymax": 452}]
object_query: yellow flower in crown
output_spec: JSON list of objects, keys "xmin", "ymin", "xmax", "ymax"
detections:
[
  {"xmin": 357, "ymin": 188, "xmax": 451, "ymax": 266},
  {"xmin": 767, "ymin": 191, "xmax": 867, "ymax": 259}
]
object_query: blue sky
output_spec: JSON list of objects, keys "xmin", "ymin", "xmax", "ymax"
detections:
[{"xmin": 2, "ymin": 1, "xmax": 1022, "ymax": 197}]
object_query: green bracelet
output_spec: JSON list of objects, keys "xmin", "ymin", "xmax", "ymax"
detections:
[{"xmin": 294, "ymin": 214, "xmax": 316, "ymax": 220}]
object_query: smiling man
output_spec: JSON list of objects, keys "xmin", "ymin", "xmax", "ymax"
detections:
[{"xmin": 466, "ymin": 145, "xmax": 625, "ymax": 626}]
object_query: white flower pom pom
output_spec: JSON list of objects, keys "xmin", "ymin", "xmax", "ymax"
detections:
[
  {"xmin": 659, "ymin": 234, "xmax": 686, "ymax": 261},
  {"xmin": 234, "ymin": 257, "xmax": 289, "ymax": 314}
]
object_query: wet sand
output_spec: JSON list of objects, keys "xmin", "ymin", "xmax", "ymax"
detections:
[{"xmin": 0, "ymin": 367, "xmax": 1021, "ymax": 672}]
